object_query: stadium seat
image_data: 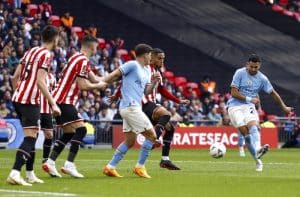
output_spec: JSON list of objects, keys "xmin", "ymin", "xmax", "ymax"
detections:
[
  {"xmin": 294, "ymin": 12, "xmax": 300, "ymax": 21},
  {"xmin": 118, "ymin": 49, "xmax": 128, "ymax": 56},
  {"xmin": 27, "ymin": 4, "xmax": 38, "ymax": 17},
  {"xmin": 272, "ymin": 4, "xmax": 284, "ymax": 13},
  {"xmin": 97, "ymin": 38, "xmax": 106, "ymax": 49},
  {"xmin": 174, "ymin": 76, "xmax": 187, "ymax": 87},
  {"xmin": 71, "ymin": 26, "xmax": 84, "ymax": 40},
  {"xmin": 278, "ymin": 0, "xmax": 289, "ymax": 7},
  {"xmin": 282, "ymin": 10, "xmax": 294, "ymax": 17},
  {"xmin": 163, "ymin": 71, "xmax": 175, "ymax": 84},
  {"xmin": 186, "ymin": 82, "xmax": 199, "ymax": 89},
  {"xmin": 50, "ymin": 15, "xmax": 61, "ymax": 27},
  {"xmin": 118, "ymin": 49, "xmax": 131, "ymax": 62}
]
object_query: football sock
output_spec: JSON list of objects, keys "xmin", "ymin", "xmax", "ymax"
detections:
[
  {"xmin": 238, "ymin": 131, "xmax": 245, "ymax": 148},
  {"xmin": 137, "ymin": 139, "xmax": 154, "ymax": 166},
  {"xmin": 49, "ymin": 133, "xmax": 74, "ymax": 161},
  {"xmin": 108, "ymin": 142, "xmax": 129, "ymax": 167},
  {"xmin": 67, "ymin": 127, "xmax": 87, "ymax": 162},
  {"xmin": 245, "ymin": 134, "xmax": 257, "ymax": 161},
  {"xmin": 12, "ymin": 137, "xmax": 36, "ymax": 171},
  {"xmin": 249, "ymin": 125, "xmax": 261, "ymax": 151},
  {"xmin": 26, "ymin": 148, "xmax": 36, "ymax": 171},
  {"xmin": 155, "ymin": 115, "xmax": 170, "ymax": 138},
  {"xmin": 43, "ymin": 138, "xmax": 52, "ymax": 160},
  {"xmin": 162, "ymin": 125, "xmax": 175, "ymax": 157}
]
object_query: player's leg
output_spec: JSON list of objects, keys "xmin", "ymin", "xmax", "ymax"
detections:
[
  {"xmin": 228, "ymin": 106, "xmax": 262, "ymax": 171},
  {"xmin": 151, "ymin": 105, "xmax": 171, "ymax": 138},
  {"xmin": 60, "ymin": 121, "xmax": 87, "ymax": 178},
  {"xmin": 159, "ymin": 122, "xmax": 181, "ymax": 170},
  {"xmin": 42, "ymin": 104, "xmax": 76, "ymax": 177},
  {"xmin": 237, "ymin": 130, "xmax": 245, "ymax": 157},
  {"xmin": 7, "ymin": 104, "xmax": 40, "ymax": 186},
  {"xmin": 40, "ymin": 113, "xmax": 54, "ymax": 163},
  {"xmin": 103, "ymin": 131, "xmax": 136, "ymax": 178}
]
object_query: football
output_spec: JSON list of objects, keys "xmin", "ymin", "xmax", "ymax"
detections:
[{"xmin": 209, "ymin": 142, "xmax": 226, "ymax": 158}]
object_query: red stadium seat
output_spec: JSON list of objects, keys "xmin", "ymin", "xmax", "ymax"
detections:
[
  {"xmin": 186, "ymin": 82, "xmax": 199, "ymax": 89},
  {"xmin": 294, "ymin": 12, "xmax": 300, "ymax": 21},
  {"xmin": 282, "ymin": 10, "xmax": 294, "ymax": 17},
  {"xmin": 118, "ymin": 49, "xmax": 128, "ymax": 55},
  {"xmin": 163, "ymin": 71, "xmax": 174, "ymax": 79},
  {"xmin": 27, "ymin": 4, "xmax": 38, "ymax": 17},
  {"xmin": 97, "ymin": 38, "xmax": 106, "ymax": 49},
  {"xmin": 50, "ymin": 15, "xmax": 61, "ymax": 27},
  {"xmin": 72, "ymin": 26, "xmax": 84, "ymax": 40},
  {"xmin": 174, "ymin": 76, "xmax": 187, "ymax": 87},
  {"xmin": 278, "ymin": 0, "xmax": 289, "ymax": 6},
  {"xmin": 272, "ymin": 4, "xmax": 284, "ymax": 13}
]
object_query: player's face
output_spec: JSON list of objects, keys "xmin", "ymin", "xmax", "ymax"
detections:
[
  {"xmin": 246, "ymin": 61, "xmax": 261, "ymax": 75},
  {"xmin": 144, "ymin": 52, "xmax": 152, "ymax": 65},
  {"xmin": 89, "ymin": 42, "xmax": 98, "ymax": 56},
  {"xmin": 152, "ymin": 53, "xmax": 165, "ymax": 68},
  {"xmin": 52, "ymin": 35, "xmax": 59, "ymax": 49}
]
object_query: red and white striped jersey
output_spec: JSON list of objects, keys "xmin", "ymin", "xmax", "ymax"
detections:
[
  {"xmin": 52, "ymin": 52, "xmax": 90, "ymax": 105},
  {"xmin": 40, "ymin": 73, "xmax": 56, "ymax": 114},
  {"xmin": 142, "ymin": 64, "xmax": 163, "ymax": 104},
  {"xmin": 12, "ymin": 47, "xmax": 53, "ymax": 105}
]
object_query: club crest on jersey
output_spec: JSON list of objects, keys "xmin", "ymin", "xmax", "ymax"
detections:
[{"xmin": 247, "ymin": 80, "xmax": 252, "ymax": 85}]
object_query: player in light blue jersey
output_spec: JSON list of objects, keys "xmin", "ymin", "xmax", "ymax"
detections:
[
  {"xmin": 102, "ymin": 44, "xmax": 160, "ymax": 178},
  {"xmin": 227, "ymin": 54, "xmax": 293, "ymax": 171}
]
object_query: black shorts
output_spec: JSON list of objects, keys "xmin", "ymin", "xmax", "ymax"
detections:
[
  {"xmin": 142, "ymin": 102, "xmax": 160, "ymax": 124},
  {"xmin": 55, "ymin": 103, "xmax": 82, "ymax": 126},
  {"xmin": 13, "ymin": 102, "xmax": 40, "ymax": 128},
  {"xmin": 40, "ymin": 113, "xmax": 53, "ymax": 130}
]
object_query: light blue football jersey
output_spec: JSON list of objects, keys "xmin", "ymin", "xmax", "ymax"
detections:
[
  {"xmin": 119, "ymin": 60, "xmax": 151, "ymax": 109},
  {"xmin": 227, "ymin": 67, "xmax": 273, "ymax": 107}
]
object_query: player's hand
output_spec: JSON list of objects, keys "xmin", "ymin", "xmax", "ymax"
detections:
[
  {"xmin": 250, "ymin": 98, "xmax": 260, "ymax": 105},
  {"xmin": 283, "ymin": 106, "xmax": 294, "ymax": 114},
  {"xmin": 97, "ymin": 81, "xmax": 107, "ymax": 90},
  {"xmin": 52, "ymin": 104, "xmax": 61, "ymax": 116},
  {"xmin": 152, "ymin": 73, "xmax": 161, "ymax": 83},
  {"xmin": 180, "ymin": 99, "xmax": 190, "ymax": 105}
]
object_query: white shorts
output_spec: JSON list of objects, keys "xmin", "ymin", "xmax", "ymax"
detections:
[
  {"xmin": 120, "ymin": 106, "xmax": 153, "ymax": 134},
  {"xmin": 228, "ymin": 105, "xmax": 259, "ymax": 128}
]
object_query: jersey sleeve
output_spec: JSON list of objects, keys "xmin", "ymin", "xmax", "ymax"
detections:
[
  {"xmin": 38, "ymin": 52, "xmax": 52, "ymax": 71},
  {"xmin": 230, "ymin": 69, "xmax": 242, "ymax": 89},
  {"xmin": 119, "ymin": 62, "xmax": 135, "ymax": 76},
  {"xmin": 77, "ymin": 59, "xmax": 89, "ymax": 79},
  {"xmin": 261, "ymin": 76, "xmax": 273, "ymax": 94}
]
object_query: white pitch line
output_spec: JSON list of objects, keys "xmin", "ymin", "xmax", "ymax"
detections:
[{"xmin": 0, "ymin": 189, "xmax": 77, "ymax": 197}]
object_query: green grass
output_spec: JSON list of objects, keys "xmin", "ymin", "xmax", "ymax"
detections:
[{"xmin": 1, "ymin": 148, "xmax": 300, "ymax": 197}]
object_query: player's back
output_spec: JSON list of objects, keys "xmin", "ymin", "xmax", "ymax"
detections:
[
  {"xmin": 53, "ymin": 52, "xmax": 89, "ymax": 105},
  {"xmin": 12, "ymin": 46, "xmax": 52, "ymax": 105},
  {"xmin": 119, "ymin": 60, "xmax": 151, "ymax": 109}
]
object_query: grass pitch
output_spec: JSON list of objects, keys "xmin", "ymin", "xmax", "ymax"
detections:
[{"xmin": 0, "ymin": 148, "xmax": 300, "ymax": 197}]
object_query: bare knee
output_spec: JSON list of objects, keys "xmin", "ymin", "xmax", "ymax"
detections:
[{"xmin": 43, "ymin": 130, "xmax": 53, "ymax": 139}]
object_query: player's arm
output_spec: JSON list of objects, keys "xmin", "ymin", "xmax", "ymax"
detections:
[
  {"xmin": 88, "ymin": 71, "xmax": 104, "ymax": 83},
  {"xmin": 158, "ymin": 85, "xmax": 189, "ymax": 104},
  {"xmin": 103, "ymin": 69, "xmax": 122, "ymax": 84},
  {"xmin": 270, "ymin": 89, "xmax": 293, "ymax": 114},
  {"xmin": 77, "ymin": 77, "xmax": 107, "ymax": 91},
  {"xmin": 11, "ymin": 64, "xmax": 22, "ymax": 90},
  {"xmin": 37, "ymin": 69, "xmax": 61, "ymax": 116},
  {"xmin": 231, "ymin": 86, "xmax": 260, "ymax": 105}
]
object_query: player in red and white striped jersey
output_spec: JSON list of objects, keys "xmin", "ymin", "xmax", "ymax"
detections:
[
  {"xmin": 40, "ymin": 71, "xmax": 56, "ymax": 164},
  {"xmin": 42, "ymin": 35, "xmax": 107, "ymax": 179},
  {"xmin": 113, "ymin": 48, "xmax": 190, "ymax": 170},
  {"xmin": 7, "ymin": 26, "xmax": 60, "ymax": 186}
]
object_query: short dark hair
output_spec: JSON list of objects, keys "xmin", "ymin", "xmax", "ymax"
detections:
[
  {"xmin": 135, "ymin": 43, "xmax": 153, "ymax": 57},
  {"xmin": 41, "ymin": 25, "xmax": 59, "ymax": 43},
  {"xmin": 248, "ymin": 54, "xmax": 261, "ymax": 63},
  {"xmin": 152, "ymin": 48, "xmax": 164, "ymax": 55},
  {"xmin": 81, "ymin": 35, "xmax": 98, "ymax": 47}
]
